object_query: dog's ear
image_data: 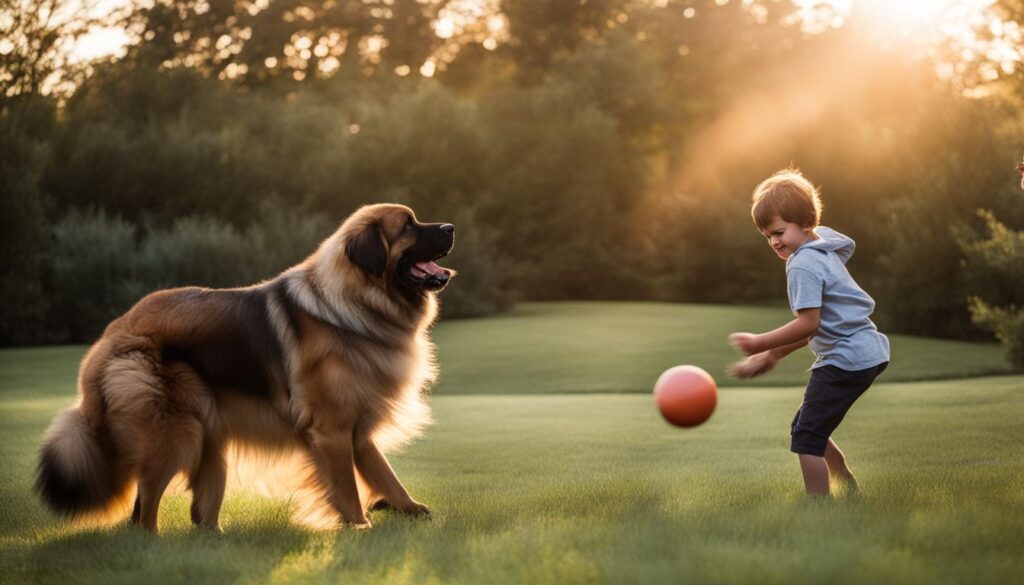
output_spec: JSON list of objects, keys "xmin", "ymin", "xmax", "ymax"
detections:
[{"xmin": 345, "ymin": 223, "xmax": 387, "ymax": 277}]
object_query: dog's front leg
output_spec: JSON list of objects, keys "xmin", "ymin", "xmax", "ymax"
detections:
[
  {"xmin": 354, "ymin": 435, "xmax": 430, "ymax": 517},
  {"xmin": 307, "ymin": 422, "xmax": 370, "ymax": 528}
]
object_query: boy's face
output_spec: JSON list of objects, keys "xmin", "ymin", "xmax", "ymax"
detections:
[{"xmin": 760, "ymin": 217, "xmax": 814, "ymax": 260}]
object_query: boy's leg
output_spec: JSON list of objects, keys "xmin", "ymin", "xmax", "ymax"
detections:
[
  {"xmin": 798, "ymin": 454, "xmax": 830, "ymax": 496},
  {"xmin": 792, "ymin": 363, "xmax": 887, "ymax": 496},
  {"xmin": 824, "ymin": 438, "xmax": 859, "ymax": 490}
]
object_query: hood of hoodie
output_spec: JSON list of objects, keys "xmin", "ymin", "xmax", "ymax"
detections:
[{"xmin": 788, "ymin": 226, "xmax": 855, "ymax": 264}]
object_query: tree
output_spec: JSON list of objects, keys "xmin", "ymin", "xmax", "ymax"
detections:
[
  {"xmin": 122, "ymin": 0, "xmax": 467, "ymax": 88},
  {"xmin": 0, "ymin": 0, "xmax": 101, "ymax": 99},
  {"xmin": 0, "ymin": 95, "xmax": 54, "ymax": 344}
]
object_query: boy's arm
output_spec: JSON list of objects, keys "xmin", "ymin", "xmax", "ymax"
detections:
[
  {"xmin": 727, "ymin": 329, "xmax": 814, "ymax": 380},
  {"xmin": 729, "ymin": 308, "xmax": 820, "ymax": 356},
  {"xmin": 770, "ymin": 336, "xmax": 811, "ymax": 360},
  {"xmin": 728, "ymin": 336, "xmax": 812, "ymax": 379}
]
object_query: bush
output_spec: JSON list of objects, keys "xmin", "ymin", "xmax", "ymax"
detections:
[
  {"xmin": 436, "ymin": 207, "xmax": 515, "ymax": 318},
  {"xmin": 967, "ymin": 298, "xmax": 1024, "ymax": 370},
  {"xmin": 44, "ymin": 203, "xmax": 497, "ymax": 341},
  {"xmin": 50, "ymin": 209, "xmax": 140, "ymax": 341},
  {"xmin": 871, "ymin": 197, "xmax": 978, "ymax": 338},
  {"xmin": 50, "ymin": 207, "xmax": 325, "ymax": 342},
  {"xmin": 243, "ymin": 199, "xmax": 337, "ymax": 279},
  {"xmin": 960, "ymin": 209, "xmax": 1024, "ymax": 369}
]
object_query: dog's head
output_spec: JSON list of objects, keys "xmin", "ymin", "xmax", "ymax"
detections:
[{"xmin": 340, "ymin": 204, "xmax": 455, "ymax": 297}]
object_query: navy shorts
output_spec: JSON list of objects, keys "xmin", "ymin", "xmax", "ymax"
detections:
[{"xmin": 790, "ymin": 362, "xmax": 888, "ymax": 457}]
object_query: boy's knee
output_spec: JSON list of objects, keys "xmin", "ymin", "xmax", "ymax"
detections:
[{"xmin": 790, "ymin": 431, "xmax": 827, "ymax": 457}]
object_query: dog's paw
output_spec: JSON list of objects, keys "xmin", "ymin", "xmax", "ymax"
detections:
[
  {"xmin": 347, "ymin": 519, "xmax": 373, "ymax": 531},
  {"xmin": 398, "ymin": 500, "xmax": 431, "ymax": 517}
]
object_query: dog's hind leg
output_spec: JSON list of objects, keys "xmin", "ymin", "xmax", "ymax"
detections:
[
  {"xmin": 133, "ymin": 461, "xmax": 177, "ymax": 534},
  {"xmin": 188, "ymin": 440, "xmax": 227, "ymax": 532},
  {"xmin": 123, "ymin": 363, "xmax": 205, "ymax": 534}
]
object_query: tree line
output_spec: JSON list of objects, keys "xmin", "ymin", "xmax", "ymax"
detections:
[{"xmin": 2, "ymin": 0, "xmax": 1022, "ymax": 367}]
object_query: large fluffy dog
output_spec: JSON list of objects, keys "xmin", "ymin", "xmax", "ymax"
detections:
[{"xmin": 35, "ymin": 204, "xmax": 454, "ymax": 533}]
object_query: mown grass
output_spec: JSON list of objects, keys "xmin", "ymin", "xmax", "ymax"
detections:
[
  {"xmin": 0, "ymin": 302, "xmax": 1020, "ymax": 584},
  {"xmin": 0, "ymin": 302, "xmax": 1011, "ymax": 402},
  {"xmin": 432, "ymin": 302, "xmax": 1011, "ymax": 393},
  {"xmin": 2, "ymin": 380, "xmax": 1022, "ymax": 584}
]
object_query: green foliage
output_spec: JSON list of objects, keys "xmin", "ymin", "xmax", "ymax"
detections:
[
  {"xmin": 871, "ymin": 197, "xmax": 977, "ymax": 338},
  {"xmin": 475, "ymin": 37, "xmax": 660, "ymax": 300},
  {"xmin": 960, "ymin": 210, "xmax": 1024, "ymax": 304},
  {"xmin": 0, "ymin": 96, "xmax": 54, "ymax": 345},
  {"xmin": 0, "ymin": 0, "xmax": 98, "ymax": 99},
  {"xmin": 968, "ymin": 298, "xmax": 1024, "ymax": 371},
  {"xmin": 432, "ymin": 207, "xmax": 515, "ymax": 319},
  {"xmin": 500, "ymin": 0, "xmax": 629, "ymax": 76},
  {"xmin": 961, "ymin": 209, "xmax": 1024, "ymax": 369},
  {"xmin": 50, "ymin": 209, "xmax": 140, "ymax": 341},
  {"xmin": 42, "ymin": 202, "xmax": 503, "ymax": 341},
  {"xmin": 641, "ymin": 192, "xmax": 782, "ymax": 304},
  {"xmin": 46, "ymin": 205, "xmax": 316, "ymax": 341},
  {"xmin": 125, "ymin": 0, "xmax": 455, "ymax": 86},
  {"xmin": 47, "ymin": 207, "xmax": 295, "ymax": 341},
  {"xmin": 798, "ymin": 74, "xmax": 1018, "ymax": 337},
  {"xmin": 47, "ymin": 65, "xmax": 337, "ymax": 224},
  {"xmin": 135, "ymin": 216, "xmax": 252, "ymax": 290},
  {"xmin": 340, "ymin": 82, "xmax": 486, "ymax": 215},
  {"xmin": 5, "ymin": 0, "xmax": 1024, "ymax": 344}
]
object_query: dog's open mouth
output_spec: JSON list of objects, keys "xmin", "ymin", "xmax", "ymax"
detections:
[
  {"xmin": 401, "ymin": 223, "xmax": 455, "ymax": 292},
  {"xmin": 409, "ymin": 256, "xmax": 453, "ymax": 289}
]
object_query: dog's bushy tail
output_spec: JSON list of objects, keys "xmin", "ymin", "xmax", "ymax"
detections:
[{"xmin": 35, "ymin": 407, "xmax": 132, "ymax": 522}]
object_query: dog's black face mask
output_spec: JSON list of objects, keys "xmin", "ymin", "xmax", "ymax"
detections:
[
  {"xmin": 345, "ymin": 214, "xmax": 455, "ymax": 295},
  {"xmin": 397, "ymin": 220, "xmax": 455, "ymax": 292}
]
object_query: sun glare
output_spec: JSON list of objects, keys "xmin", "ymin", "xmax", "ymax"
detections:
[
  {"xmin": 793, "ymin": 0, "xmax": 996, "ymax": 40},
  {"xmin": 72, "ymin": 26, "xmax": 130, "ymax": 62},
  {"xmin": 862, "ymin": 0, "xmax": 953, "ymax": 27},
  {"xmin": 65, "ymin": 0, "xmax": 131, "ymax": 63}
]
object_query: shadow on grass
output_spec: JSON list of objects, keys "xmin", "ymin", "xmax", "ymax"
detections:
[{"xmin": 9, "ymin": 513, "xmax": 316, "ymax": 584}]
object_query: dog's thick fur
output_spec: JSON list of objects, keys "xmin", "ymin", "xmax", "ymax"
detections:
[{"xmin": 35, "ymin": 204, "xmax": 455, "ymax": 533}]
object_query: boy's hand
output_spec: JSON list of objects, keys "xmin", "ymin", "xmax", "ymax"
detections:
[
  {"xmin": 728, "ymin": 351, "xmax": 778, "ymax": 379},
  {"xmin": 728, "ymin": 332, "xmax": 761, "ymax": 356}
]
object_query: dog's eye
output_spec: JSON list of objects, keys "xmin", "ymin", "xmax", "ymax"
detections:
[{"xmin": 404, "ymin": 218, "xmax": 414, "ymax": 231}]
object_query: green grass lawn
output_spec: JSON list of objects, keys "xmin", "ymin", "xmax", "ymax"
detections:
[
  {"xmin": 1, "ymin": 302, "xmax": 1021, "ymax": 584},
  {"xmin": 432, "ymin": 301, "xmax": 1011, "ymax": 393}
]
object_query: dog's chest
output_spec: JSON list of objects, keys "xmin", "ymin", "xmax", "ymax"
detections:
[{"xmin": 322, "ymin": 339, "xmax": 426, "ymax": 402}]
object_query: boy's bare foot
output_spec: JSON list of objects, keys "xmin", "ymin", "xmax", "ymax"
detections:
[{"xmin": 831, "ymin": 472, "xmax": 860, "ymax": 495}]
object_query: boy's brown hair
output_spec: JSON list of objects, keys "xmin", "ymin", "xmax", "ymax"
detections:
[{"xmin": 751, "ymin": 169, "xmax": 822, "ymax": 230}]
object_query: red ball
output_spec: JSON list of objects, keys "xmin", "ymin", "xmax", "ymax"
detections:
[{"xmin": 654, "ymin": 365, "xmax": 717, "ymax": 427}]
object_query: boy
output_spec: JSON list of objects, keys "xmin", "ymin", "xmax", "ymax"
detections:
[{"xmin": 728, "ymin": 169, "xmax": 890, "ymax": 496}]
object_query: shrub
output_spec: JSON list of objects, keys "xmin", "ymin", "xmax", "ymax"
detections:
[
  {"xmin": 44, "ymin": 203, "xmax": 498, "ymax": 341},
  {"xmin": 967, "ymin": 298, "xmax": 1024, "ymax": 370},
  {"xmin": 436, "ymin": 207, "xmax": 515, "ymax": 318},
  {"xmin": 960, "ymin": 209, "xmax": 1024, "ymax": 370},
  {"xmin": 50, "ymin": 209, "xmax": 140, "ymax": 341}
]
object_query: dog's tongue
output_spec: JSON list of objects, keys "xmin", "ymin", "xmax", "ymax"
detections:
[{"xmin": 414, "ymin": 261, "xmax": 446, "ymax": 276}]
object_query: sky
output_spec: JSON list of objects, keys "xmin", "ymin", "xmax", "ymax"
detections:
[{"xmin": 68, "ymin": 0, "xmax": 131, "ymax": 62}]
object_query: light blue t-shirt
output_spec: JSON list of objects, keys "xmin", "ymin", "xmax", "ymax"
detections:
[{"xmin": 786, "ymin": 226, "xmax": 890, "ymax": 371}]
